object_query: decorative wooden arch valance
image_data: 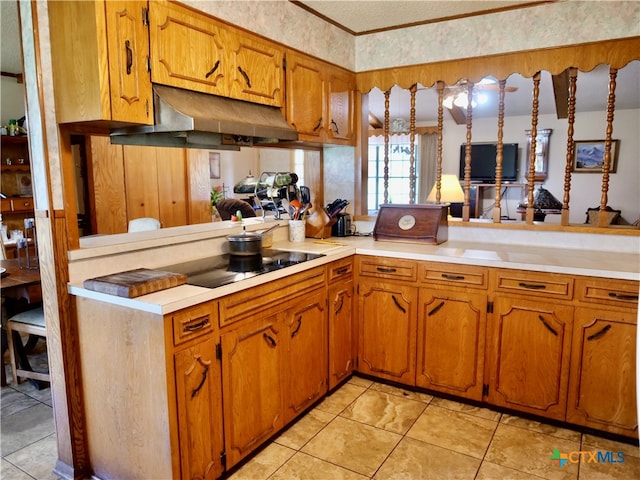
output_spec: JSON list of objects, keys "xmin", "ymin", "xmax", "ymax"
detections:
[{"xmin": 356, "ymin": 37, "xmax": 640, "ymax": 93}]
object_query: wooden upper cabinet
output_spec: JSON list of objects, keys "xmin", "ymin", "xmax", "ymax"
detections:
[
  {"xmin": 228, "ymin": 32, "xmax": 283, "ymax": 106},
  {"xmin": 149, "ymin": 0, "xmax": 283, "ymax": 106},
  {"xmin": 149, "ymin": 0, "xmax": 228, "ymax": 97},
  {"xmin": 326, "ymin": 69, "xmax": 356, "ymax": 143},
  {"xmin": 285, "ymin": 52, "xmax": 326, "ymax": 140},
  {"xmin": 49, "ymin": 0, "xmax": 153, "ymax": 126},
  {"xmin": 285, "ymin": 50, "xmax": 356, "ymax": 145}
]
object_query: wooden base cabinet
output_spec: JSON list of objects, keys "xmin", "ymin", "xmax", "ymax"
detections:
[
  {"xmin": 486, "ymin": 297, "xmax": 574, "ymax": 421},
  {"xmin": 567, "ymin": 307, "xmax": 638, "ymax": 437},
  {"xmin": 328, "ymin": 259, "xmax": 355, "ymax": 390},
  {"xmin": 357, "ymin": 279, "xmax": 418, "ymax": 385},
  {"xmin": 416, "ymin": 289, "xmax": 487, "ymax": 400}
]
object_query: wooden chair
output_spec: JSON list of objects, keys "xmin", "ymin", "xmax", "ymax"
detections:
[
  {"xmin": 585, "ymin": 206, "xmax": 621, "ymax": 225},
  {"xmin": 6, "ymin": 305, "xmax": 50, "ymax": 385}
]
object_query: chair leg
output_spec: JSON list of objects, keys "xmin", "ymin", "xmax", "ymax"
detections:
[{"xmin": 6, "ymin": 325, "xmax": 19, "ymax": 385}]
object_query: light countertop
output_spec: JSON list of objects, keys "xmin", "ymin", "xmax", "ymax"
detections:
[{"xmin": 68, "ymin": 234, "xmax": 639, "ymax": 315}]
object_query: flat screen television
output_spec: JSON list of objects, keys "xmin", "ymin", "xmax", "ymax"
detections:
[{"xmin": 459, "ymin": 143, "xmax": 519, "ymax": 182}]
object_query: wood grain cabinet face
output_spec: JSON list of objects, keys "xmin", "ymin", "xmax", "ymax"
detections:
[
  {"xmin": 149, "ymin": 0, "xmax": 228, "ymax": 97},
  {"xmin": 416, "ymin": 289, "xmax": 487, "ymax": 400},
  {"xmin": 567, "ymin": 307, "xmax": 638, "ymax": 437},
  {"xmin": 284, "ymin": 291, "xmax": 328, "ymax": 423},
  {"xmin": 328, "ymin": 278, "xmax": 355, "ymax": 390},
  {"xmin": 174, "ymin": 337, "xmax": 224, "ymax": 480},
  {"xmin": 326, "ymin": 70, "xmax": 356, "ymax": 143},
  {"xmin": 220, "ymin": 315, "xmax": 285, "ymax": 468},
  {"xmin": 486, "ymin": 297, "xmax": 574, "ymax": 421},
  {"xmin": 357, "ymin": 279, "xmax": 418, "ymax": 385},
  {"xmin": 48, "ymin": 1, "xmax": 153, "ymax": 125}
]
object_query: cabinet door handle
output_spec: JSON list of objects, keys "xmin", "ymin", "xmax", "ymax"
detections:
[
  {"xmin": 608, "ymin": 292, "xmax": 636, "ymax": 301},
  {"xmin": 428, "ymin": 301, "xmax": 445, "ymax": 316},
  {"xmin": 329, "ymin": 119, "xmax": 339, "ymax": 134},
  {"xmin": 392, "ymin": 295, "xmax": 406, "ymax": 314},
  {"xmin": 263, "ymin": 332, "xmax": 277, "ymax": 347},
  {"xmin": 313, "ymin": 118, "xmax": 323, "ymax": 131},
  {"xmin": 237, "ymin": 66, "xmax": 252, "ymax": 88},
  {"xmin": 336, "ymin": 267, "xmax": 349, "ymax": 275},
  {"xmin": 191, "ymin": 365, "xmax": 209, "ymax": 398},
  {"xmin": 335, "ymin": 296, "xmax": 344, "ymax": 315},
  {"xmin": 587, "ymin": 324, "xmax": 611, "ymax": 341},
  {"xmin": 125, "ymin": 40, "xmax": 133, "ymax": 75},
  {"xmin": 205, "ymin": 60, "xmax": 220, "ymax": 79},
  {"xmin": 376, "ymin": 267, "xmax": 397, "ymax": 273},
  {"xmin": 442, "ymin": 273, "xmax": 465, "ymax": 281},
  {"xmin": 183, "ymin": 317, "xmax": 209, "ymax": 332},
  {"xmin": 538, "ymin": 315, "xmax": 558, "ymax": 336},
  {"xmin": 519, "ymin": 282, "xmax": 546, "ymax": 290},
  {"xmin": 291, "ymin": 317, "xmax": 302, "ymax": 338}
]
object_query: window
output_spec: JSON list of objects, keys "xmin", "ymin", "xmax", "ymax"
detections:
[{"xmin": 368, "ymin": 139, "xmax": 418, "ymax": 211}]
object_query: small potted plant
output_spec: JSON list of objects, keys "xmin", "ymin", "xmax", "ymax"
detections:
[{"xmin": 210, "ymin": 185, "xmax": 225, "ymax": 221}]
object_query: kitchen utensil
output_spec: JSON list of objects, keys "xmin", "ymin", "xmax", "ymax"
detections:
[
  {"xmin": 226, "ymin": 224, "xmax": 279, "ymax": 256},
  {"xmin": 300, "ymin": 186, "xmax": 311, "ymax": 205},
  {"xmin": 290, "ymin": 198, "xmax": 302, "ymax": 220}
]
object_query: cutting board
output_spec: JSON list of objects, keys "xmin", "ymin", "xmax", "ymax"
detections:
[{"xmin": 83, "ymin": 268, "xmax": 188, "ymax": 298}]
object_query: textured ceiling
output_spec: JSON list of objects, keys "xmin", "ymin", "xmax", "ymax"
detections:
[{"xmin": 294, "ymin": 0, "xmax": 547, "ymax": 34}]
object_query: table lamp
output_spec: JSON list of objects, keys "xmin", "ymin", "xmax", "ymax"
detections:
[{"xmin": 427, "ymin": 175, "xmax": 465, "ymax": 216}]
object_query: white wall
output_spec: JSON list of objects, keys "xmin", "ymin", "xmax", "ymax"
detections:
[{"xmin": 0, "ymin": 76, "xmax": 26, "ymax": 126}]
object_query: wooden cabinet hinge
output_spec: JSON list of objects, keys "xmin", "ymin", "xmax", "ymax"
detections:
[
  {"xmin": 487, "ymin": 301, "xmax": 494, "ymax": 314},
  {"xmin": 216, "ymin": 343, "xmax": 222, "ymax": 360},
  {"xmin": 482, "ymin": 384, "xmax": 489, "ymax": 397}
]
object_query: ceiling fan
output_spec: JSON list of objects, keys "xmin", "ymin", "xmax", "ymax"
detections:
[{"xmin": 441, "ymin": 78, "xmax": 518, "ymax": 109}]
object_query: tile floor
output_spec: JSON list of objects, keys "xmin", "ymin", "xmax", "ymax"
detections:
[{"xmin": 2, "ymin": 371, "xmax": 639, "ymax": 480}]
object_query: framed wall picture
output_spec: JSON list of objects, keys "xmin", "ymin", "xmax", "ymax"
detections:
[
  {"xmin": 572, "ymin": 139, "xmax": 619, "ymax": 173},
  {"xmin": 209, "ymin": 152, "xmax": 221, "ymax": 179}
]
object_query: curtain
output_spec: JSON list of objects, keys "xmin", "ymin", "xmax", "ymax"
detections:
[{"xmin": 419, "ymin": 133, "xmax": 437, "ymax": 202}]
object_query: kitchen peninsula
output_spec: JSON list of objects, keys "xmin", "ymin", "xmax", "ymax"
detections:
[{"xmin": 68, "ymin": 220, "xmax": 639, "ymax": 479}]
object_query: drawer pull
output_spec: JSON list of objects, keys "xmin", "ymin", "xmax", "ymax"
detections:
[
  {"xmin": 538, "ymin": 315, "xmax": 558, "ymax": 336},
  {"xmin": 428, "ymin": 301, "xmax": 445, "ymax": 316},
  {"xmin": 205, "ymin": 60, "xmax": 220, "ymax": 78},
  {"xmin": 184, "ymin": 318, "xmax": 209, "ymax": 332},
  {"xmin": 335, "ymin": 296, "xmax": 344, "ymax": 315},
  {"xmin": 291, "ymin": 317, "xmax": 302, "ymax": 338},
  {"xmin": 442, "ymin": 273, "xmax": 465, "ymax": 281},
  {"xmin": 263, "ymin": 332, "xmax": 277, "ymax": 347},
  {"xmin": 587, "ymin": 324, "xmax": 611, "ymax": 341},
  {"xmin": 376, "ymin": 267, "xmax": 397, "ymax": 273},
  {"xmin": 608, "ymin": 292, "xmax": 636, "ymax": 301},
  {"xmin": 392, "ymin": 295, "xmax": 406, "ymax": 314},
  {"xmin": 336, "ymin": 267, "xmax": 349, "ymax": 275},
  {"xmin": 519, "ymin": 282, "xmax": 546, "ymax": 290},
  {"xmin": 191, "ymin": 365, "xmax": 209, "ymax": 399},
  {"xmin": 125, "ymin": 40, "xmax": 133, "ymax": 75}
]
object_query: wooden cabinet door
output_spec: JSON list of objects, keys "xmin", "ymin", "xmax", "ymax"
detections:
[
  {"xmin": 567, "ymin": 307, "xmax": 638, "ymax": 436},
  {"xmin": 326, "ymin": 69, "xmax": 355, "ymax": 144},
  {"xmin": 149, "ymin": 0, "xmax": 228, "ymax": 96},
  {"xmin": 358, "ymin": 280, "xmax": 418, "ymax": 385},
  {"xmin": 123, "ymin": 145, "xmax": 161, "ymax": 221},
  {"xmin": 283, "ymin": 291, "xmax": 328, "ymax": 423},
  {"xmin": 486, "ymin": 297, "xmax": 573, "ymax": 420},
  {"xmin": 174, "ymin": 337, "xmax": 224, "ymax": 480},
  {"xmin": 416, "ymin": 289, "xmax": 487, "ymax": 400},
  {"xmin": 87, "ymin": 136, "xmax": 128, "ymax": 234},
  {"xmin": 156, "ymin": 148, "xmax": 188, "ymax": 227},
  {"xmin": 229, "ymin": 32, "xmax": 283, "ymax": 106},
  {"xmin": 328, "ymin": 279, "xmax": 355, "ymax": 390},
  {"xmin": 285, "ymin": 52, "xmax": 326, "ymax": 140},
  {"xmin": 105, "ymin": 1, "xmax": 153, "ymax": 124},
  {"xmin": 220, "ymin": 316, "xmax": 285, "ymax": 468}
]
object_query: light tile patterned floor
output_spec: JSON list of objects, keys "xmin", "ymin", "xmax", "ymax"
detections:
[{"xmin": 2, "ymin": 373, "xmax": 639, "ymax": 480}]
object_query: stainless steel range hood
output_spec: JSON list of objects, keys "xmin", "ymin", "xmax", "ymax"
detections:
[{"xmin": 110, "ymin": 85, "xmax": 298, "ymax": 149}]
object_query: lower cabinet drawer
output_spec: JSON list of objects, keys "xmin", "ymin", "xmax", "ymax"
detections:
[
  {"xmin": 420, "ymin": 262, "xmax": 488, "ymax": 289},
  {"xmin": 171, "ymin": 302, "xmax": 216, "ymax": 346},
  {"xmin": 492, "ymin": 269, "xmax": 574, "ymax": 300},
  {"xmin": 357, "ymin": 255, "xmax": 417, "ymax": 282},
  {"xmin": 576, "ymin": 277, "xmax": 639, "ymax": 308}
]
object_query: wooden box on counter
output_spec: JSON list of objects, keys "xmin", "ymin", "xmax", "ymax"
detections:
[{"xmin": 373, "ymin": 204, "xmax": 448, "ymax": 245}]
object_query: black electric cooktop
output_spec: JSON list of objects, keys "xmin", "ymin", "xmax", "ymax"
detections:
[{"xmin": 162, "ymin": 249, "xmax": 324, "ymax": 289}]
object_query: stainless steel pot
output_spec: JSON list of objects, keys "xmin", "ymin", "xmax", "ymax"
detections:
[{"xmin": 226, "ymin": 224, "xmax": 278, "ymax": 256}]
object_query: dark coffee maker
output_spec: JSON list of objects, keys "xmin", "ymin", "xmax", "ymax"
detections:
[{"xmin": 332, "ymin": 213, "xmax": 352, "ymax": 237}]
